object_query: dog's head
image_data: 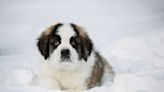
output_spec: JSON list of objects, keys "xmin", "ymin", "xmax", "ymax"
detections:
[{"xmin": 37, "ymin": 23, "xmax": 93, "ymax": 69}]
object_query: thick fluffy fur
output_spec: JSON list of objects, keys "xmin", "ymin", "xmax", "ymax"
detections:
[{"xmin": 36, "ymin": 23, "xmax": 114, "ymax": 91}]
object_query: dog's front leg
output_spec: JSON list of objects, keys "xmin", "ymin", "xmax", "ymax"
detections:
[
  {"xmin": 65, "ymin": 89, "xmax": 85, "ymax": 92},
  {"xmin": 37, "ymin": 77, "xmax": 61, "ymax": 90}
]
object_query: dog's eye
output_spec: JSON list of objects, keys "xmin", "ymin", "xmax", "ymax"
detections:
[
  {"xmin": 71, "ymin": 41, "xmax": 76, "ymax": 46},
  {"xmin": 51, "ymin": 35, "xmax": 61, "ymax": 47},
  {"xmin": 54, "ymin": 41, "xmax": 60, "ymax": 46},
  {"xmin": 70, "ymin": 37, "xmax": 76, "ymax": 47}
]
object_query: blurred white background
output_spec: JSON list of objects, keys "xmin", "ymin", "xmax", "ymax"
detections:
[{"xmin": 0, "ymin": 0, "xmax": 164, "ymax": 92}]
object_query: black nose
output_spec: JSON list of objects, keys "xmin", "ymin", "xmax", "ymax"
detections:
[{"xmin": 61, "ymin": 49, "xmax": 70, "ymax": 59}]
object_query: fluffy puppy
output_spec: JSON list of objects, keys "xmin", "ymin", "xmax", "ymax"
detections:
[{"xmin": 36, "ymin": 23, "xmax": 114, "ymax": 91}]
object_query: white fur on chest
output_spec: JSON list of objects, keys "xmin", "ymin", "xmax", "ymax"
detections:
[
  {"xmin": 38, "ymin": 53, "xmax": 95, "ymax": 90},
  {"xmin": 53, "ymin": 67, "xmax": 91, "ymax": 90}
]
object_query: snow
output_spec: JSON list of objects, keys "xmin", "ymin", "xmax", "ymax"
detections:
[{"xmin": 0, "ymin": 0, "xmax": 164, "ymax": 92}]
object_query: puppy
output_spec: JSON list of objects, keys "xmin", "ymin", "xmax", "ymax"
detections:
[{"xmin": 36, "ymin": 23, "xmax": 114, "ymax": 91}]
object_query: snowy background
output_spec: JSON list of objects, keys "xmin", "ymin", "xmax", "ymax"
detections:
[{"xmin": 0, "ymin": 0, "xmax": 164, "ymax": 92}]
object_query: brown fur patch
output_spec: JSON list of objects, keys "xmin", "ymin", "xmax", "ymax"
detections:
[
  {"xmin": 42, "ymin": 26, "xmax": 54, "ymax": 36},
  {"xmin": 74, "ymin": 25, "xmax": 87, "ymax": 38},
  {"xmin": 37, "ymin": 23, "xmax": 63, "ymax": 59},
  {"xmin": 70, "ymin": 23, "xmax": 93, "ymax": 61},
  {"xmin": 87, "ymin": 52, "xmax": 104, "ymax": 89},
  {"xmin": 41, "ymin": 23, "xmax": 61, "ymax": 36}
]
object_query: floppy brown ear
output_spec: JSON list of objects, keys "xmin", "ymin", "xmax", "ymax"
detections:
[
  {"xmin": 37, "ymin": 34, "xmax": 50, "ymax": 59},
  {"xmin": 37, "ymin": 23, "xmax": 63, "ymax": 59},
  {"xmin": 81, "ymin": 34, "xmax": 93, "ymax": 61},
  {"xmin": 71, "ymin": 23, "xmax": 93, "ymax": 61}
]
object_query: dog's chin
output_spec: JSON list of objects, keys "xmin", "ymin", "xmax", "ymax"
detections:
[
  {"xmin": 60, "ymin": 58, "xmax": 71, "ymax": 63},
  {"xmin": 56, "ymin": 59, "xmax": 78, "ymax": 70}
]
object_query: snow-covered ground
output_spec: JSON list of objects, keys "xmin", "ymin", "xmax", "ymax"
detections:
[{"xmin": 0, "ymin": 0, "xmax": 164, "ymax": 92}]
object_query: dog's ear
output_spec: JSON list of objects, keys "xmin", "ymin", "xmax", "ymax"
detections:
[
  {"xmin": 37, "ymin": 23, "xmax": 62, "ymax": 59},
  {"xmin": 37, "ymin": 33, "xmax": 50, "ymax": 59},
  {"xmin": 81, "ymin": 34, "xmax": 93, "ymax": 61},
  {"xmin": 71, "ymin": 23, "xmax": 93, "ymax": 61}
]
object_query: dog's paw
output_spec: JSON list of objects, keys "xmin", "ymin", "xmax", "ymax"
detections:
[{"xmin": 65, "ymin": 89, "xmax": 85, "ymax": 92}]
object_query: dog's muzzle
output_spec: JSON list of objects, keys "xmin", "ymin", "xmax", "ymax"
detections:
[{"xmin": 60, "ymin": 49, "xmax": 71, "ymax": 62}]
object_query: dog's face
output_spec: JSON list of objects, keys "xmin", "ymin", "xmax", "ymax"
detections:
[{"xmin": 37, "ymin": 23, "xmax": 93, "ymax": 69}]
